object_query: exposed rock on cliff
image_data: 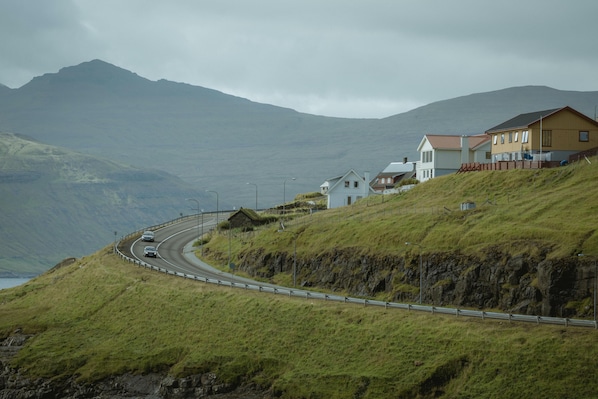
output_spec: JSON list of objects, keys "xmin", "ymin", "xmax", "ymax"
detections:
[{"xmin": 236, "ymin": 246, "xmax": 594, "ymax": 318}]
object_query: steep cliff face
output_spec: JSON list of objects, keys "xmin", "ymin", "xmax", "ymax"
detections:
[{"xmin": 236, "ymin": 247, "xmax": 594, "ymax": 318}]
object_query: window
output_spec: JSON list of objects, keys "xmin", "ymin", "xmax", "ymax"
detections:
[
  {"xmin": 514, "ymin": 132, "xmax": 519, "ymax": 142},
  {"xmin": 485, "ymin": 151, "xmax": 491, "ymax": 160},
  {"xmin": 522, "ymin": 130, "xmax": 529, "ymax": 143},
  {"xmin": 580, "ymin": 131, "xmax": 589, "ymax": 142},
  {"xmin": 493, "ymin": 135, "xmax": 498, "ymax": 145},
  {"xmin": 508, "ymin": 132, "xmax": 513, "ymax": 143},
  {"xmin": 344, "ymin": 181, "xmax": 350, "ymax": 188},
  {"xmin": 354, "ymin": 181, "xmax": 359, "ymax": 188},
  {"xmin": 500, "ymin": 134, "xmax": 505, "ymax": 144},
  {"xmin": 542, "ymin": 130, "xmax": 552, "ymax": 147},
  {"xmin": 422, "ymin": 151, "xmax": 433, "ymax": 163}
]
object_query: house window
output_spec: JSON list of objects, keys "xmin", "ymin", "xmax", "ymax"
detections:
[
  {"xmin": 485, "ymin": 151, "xmax": 491, "ymax": 160},
  {"xmin": 580, "ymin": 131, "xmax": 589, "ymax": 142},
  {"xmin": 514, "ymin": 132, "xmax": 519, "ymax": 142},
  {"xmin": 354, "ymin": 181, "xmax": 359, "ymax": 188},
  {"xmin": 508, "ymin": 132, "xmax": 513, "ymax": 143},
  {"xmin": 344, "ymin": 181, "xmax": 350, "ymax": 188},
  {"xmin": 493, "ymin": 135, "xmax": 498, "ymax": 145},
  {"xmin": 500, "ymin": 134, "xmax": 505, "ymax": 144},
  {"xmin": 522, "ymin": 130, "xmax": 529, "ymax": 143},
  {"xmin": 422, "ymin": 151, "xmax": 433, "ymax": 163},
  {"xmin": 542, "ymin": 130, "xmax": 552, "ymax": 147}
]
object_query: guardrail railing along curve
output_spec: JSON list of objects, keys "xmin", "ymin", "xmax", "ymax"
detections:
[{"xmin": 115, "ymin": 217, "xmax": 597, "ymax": 330}]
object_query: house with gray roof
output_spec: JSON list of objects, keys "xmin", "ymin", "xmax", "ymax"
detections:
[
  {"xmin": 371, "ymin": 159, "xmax": 416, "ymax": 193},
  {"xmin": 320, "ymin": 169, "xmax": 376, "ymax": 209},
  {"xmin": 485, "ymin": 106, "xmax": 598, "ymax": 164}
]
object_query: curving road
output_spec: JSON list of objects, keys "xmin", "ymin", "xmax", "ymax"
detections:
[
  {"xmin": 122, "ymin": 215, "xmax": 282, "ymax": 288},
  {"xmin": 117, "ymin": 216, "xmax": 597, "ymax": 329}
]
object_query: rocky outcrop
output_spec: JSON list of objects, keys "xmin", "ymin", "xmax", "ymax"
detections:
[{"xmin": 236, "ymin": 245, "xmax": 595, "ymax": 318}]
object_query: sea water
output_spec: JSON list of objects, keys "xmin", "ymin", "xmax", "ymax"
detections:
[{"xmin": 0, "ymin": 278, "xmax": 31, "ymax": 290}]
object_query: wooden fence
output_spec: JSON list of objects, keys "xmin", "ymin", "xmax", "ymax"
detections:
[{"xmin": 458, "ymin": 160, "xmax": 562, "ymax": 173}]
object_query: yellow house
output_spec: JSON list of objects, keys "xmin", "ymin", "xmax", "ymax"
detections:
[{"xmin": 485, "ymin": 106, "xmax": 598, "ymax": 164}]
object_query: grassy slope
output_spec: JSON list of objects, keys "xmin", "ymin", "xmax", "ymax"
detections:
[
  {"xmin": 2, "ymin": 159, "xmax": 598, "ymax": 398},
  {"xmin": 0, "ymin": 248, "xmax": 597, "ymax": 398},
  {"xmin": 204, "ymin": 157, "xmax": 598, "ymax": 278}
]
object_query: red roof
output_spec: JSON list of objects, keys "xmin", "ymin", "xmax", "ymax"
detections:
[{"xmin": 425, "ymin": 134, "xmax": 490, "ymax": 150}]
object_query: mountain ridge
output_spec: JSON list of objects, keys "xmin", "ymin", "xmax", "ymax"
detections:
[{"xmin": 2, "ymin": 60, "xmax": 598, "ymax": 272}]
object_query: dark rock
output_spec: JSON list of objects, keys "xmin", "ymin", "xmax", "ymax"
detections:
[{"xmin": 238, "ymin": 245, "xmax": 593, "ymax": 318}]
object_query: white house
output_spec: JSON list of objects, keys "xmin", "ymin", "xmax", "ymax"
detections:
[
  {"xmin": 416, "ymin": 134, "xmax": 491, "ymax": 182},
  {"xmin": 320, "ymin": 169, "xmax": 376, "ymax": 209}
]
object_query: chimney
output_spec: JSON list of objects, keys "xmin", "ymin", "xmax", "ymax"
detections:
[{"xmin": 460, "ymin": 135, "xmax": 469, "ymax": 164}]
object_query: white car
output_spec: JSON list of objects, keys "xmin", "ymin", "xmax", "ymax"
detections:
[
  {"xmin": 143, "ymin": 246, "xmax": 157, "ymax": 257},
  {"xmin": 141, "ymin": 231, "xmax": 155, "ymax": 242}
]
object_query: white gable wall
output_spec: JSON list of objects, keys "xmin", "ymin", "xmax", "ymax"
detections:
[
  {"xmin": 326, "ymin": 170, "xmax": 370, "ymax": 209},
  {"xmin": 417, "ymin": 139, "xmax": 434, "ymax": 182}
]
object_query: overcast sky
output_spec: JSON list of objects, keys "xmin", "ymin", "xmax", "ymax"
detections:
[{"xmin": 1, "ymin": 0, "xmax": 597, "ymax": 118}]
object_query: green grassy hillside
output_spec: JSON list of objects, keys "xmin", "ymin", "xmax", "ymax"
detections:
[
  {"xmin": 0, "ymin": 248, "xmax": 596, "ymax": 398},
  {"xmin": 197, "ymin": 158, "xmax": 598, "ymax": 316},
  {"xmin": 206, "ymin": 157, "xmax": 598, "ymax": 267}
]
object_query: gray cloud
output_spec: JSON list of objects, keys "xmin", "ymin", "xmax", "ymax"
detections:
[{"xmin": 1, "ymin": 0, "xmax": 597, "ymax": 117}]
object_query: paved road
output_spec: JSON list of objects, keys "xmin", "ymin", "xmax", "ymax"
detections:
[
  {"xmin": 118, "ymin": 216, "xmax": 597, "ymax": 329},
  {"xmin": 123, "ymin": 216, "xmax": 282, "ymax": 289}
]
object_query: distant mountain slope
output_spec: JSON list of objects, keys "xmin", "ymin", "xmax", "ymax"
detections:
[
  {"xmin": 0, "ymin": 132, "xmax": 205, "ymax": 274},
  {"xmin": 1, "ymin": 60, "xmax": 597, "ymax": 209},
  {"xmin": 0, "ymin": 60, "xmax": 374, "ymax": 208},
  {"xmin": 380, "ymin": 86, "xmax": 598, "ymax": 136}
]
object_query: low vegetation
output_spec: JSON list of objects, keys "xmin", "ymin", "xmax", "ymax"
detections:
[
  {"xmin": 2, "ymin": 158, "xmax": 598, "ymax": 397},
  {"xmin": 204, "ymin": 157, "xmax": 598, "ymax": 274},
  {"xmin": 1, "ymin": 248, "xmax": 596, "ymax": 398}
]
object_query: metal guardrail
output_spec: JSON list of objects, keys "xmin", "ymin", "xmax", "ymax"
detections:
[{"xmin": 115, "ymin": 219, "xmax": 598, "ymax": 330}]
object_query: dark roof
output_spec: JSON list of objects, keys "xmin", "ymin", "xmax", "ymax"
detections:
[
  {"xmin": 228, "ymin": 207, "xmax": 261, "ymax": 221},
  {"xmin": 485, "ymin": 107, "xmax": 562, "ymax": 133}
]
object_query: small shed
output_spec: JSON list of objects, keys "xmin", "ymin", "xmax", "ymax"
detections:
[{"xmin": 228, "ymin": 208, "xmax": 262, "ymax": 229}]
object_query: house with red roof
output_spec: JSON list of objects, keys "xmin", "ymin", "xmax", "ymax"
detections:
[{"xmin": 416, "ymin": 134, "xmax": 491, "ymax": 182}]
